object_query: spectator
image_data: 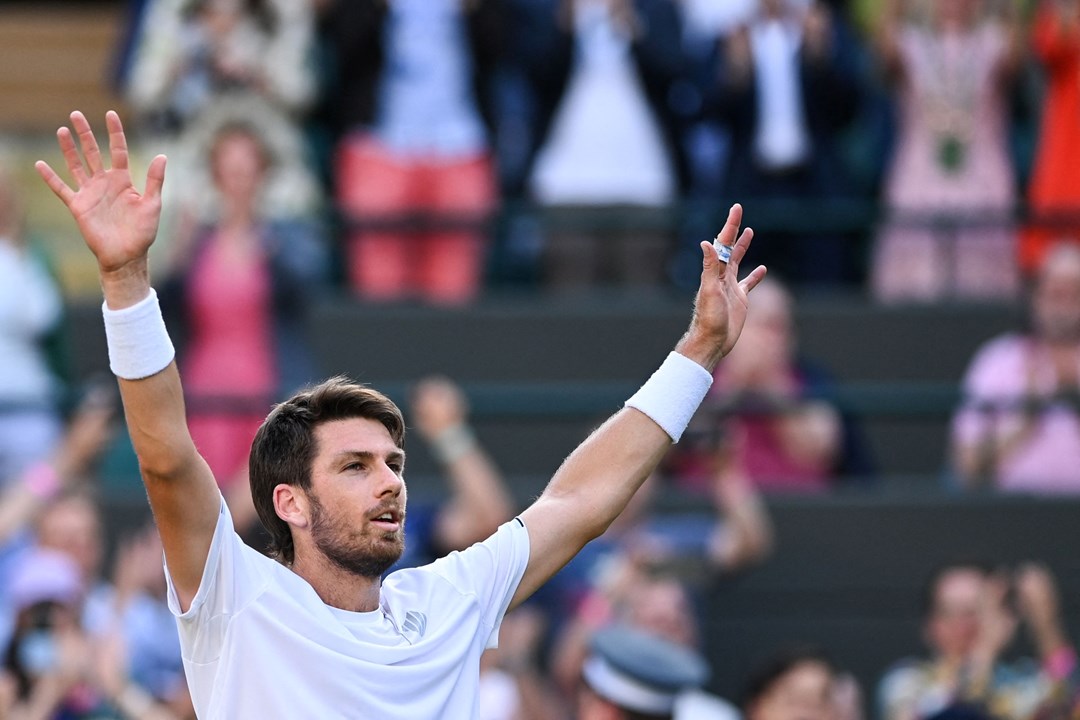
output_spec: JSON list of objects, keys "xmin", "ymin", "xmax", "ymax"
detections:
[
  {"xmin": 528, "ymin": 0, "xmax": 690, "ymax": 292},
  {"xmin": 878, "ymin": 563, "xmax": 1077, "ymax": 720},
  {"xmin": 95, "ymin": 528, "xmax": 193, "ymax": 718},
  {"xmin": 35, "ymin": 496, "xmax": 187, "ymax": 715},
  {"xmin": 871, "ymin": 0, "xmax": 1022, "ymax": 302},
  {"xmin": 324, "ymin": 0, "xmax": 503, "ymax": 304},
  {"xmin": 0, "ymin": 547, "xmax": 184, "ymax": 719},
  {"xmin": 0, "ymin": 390, "xmax": 113, "ymax": 655},
  {"xmin": 951, "ymin": 243, "xmax": 1080, "ymax": 492},
  {"xmin": 161, "ymin": 121, "xmax": 326, "ymax": 531},
  {"xmin": 743, "ymin": 647, "xmax": 854, "ymax": 720},
  {"xmin": 395, "ymin": 376, "xmax": 514, "ymax": 569},
  {"xmin": 578, "ymin": 624, "xmax": 711, "ymax": 720},
  {"xmin": 0, "ymin": 165, "xmax": 65, "ymax": 482},
  {"xmin": 549, "ymin": 481, "xmax": 771, "ymax": 711},
  {"xmin": 490, "ymin": 0, "xmax": 574, "ymax": 201},
  {"xmin": 1021, "ymin": 0, "xmax": 1080, "ymax": 274},
  {"xmin": 0, "ymin": 549, "xmax": 113, "ymax": 719},
  {"xmin": 124, "ymin": 0, "xmax": 321, "ymax": 228},
  {"xmin": 476, "ymin": 606, "xmax": 566, "ymax": 720},
  {"xmin": 542, "ymin": 458, "xmax": 772, "ymax": 682},
  {"xmin": 706, "ymin": 0, "xmax": 862, "ymax": 286},
  {"xmin": 0, "ymin": 389, "xmax": 113, "ymax": 550},
  {"xmin": 671, "ymin": 277, "xmax": 872, "ymax": 493}
]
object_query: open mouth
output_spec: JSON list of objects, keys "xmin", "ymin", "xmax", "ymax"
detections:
[{"xmin": 370, "ymin": 511, "xmax": 401, "ymax": 532}]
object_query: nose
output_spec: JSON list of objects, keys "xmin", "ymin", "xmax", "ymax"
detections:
[{"xmin": 375, "ymin": 462, "xmax": 404, "ymax": 499}]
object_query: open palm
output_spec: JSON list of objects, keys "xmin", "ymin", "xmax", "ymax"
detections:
[{"xmin": 35, "ymin": 111, "xmax": 166, "ymax": 273}]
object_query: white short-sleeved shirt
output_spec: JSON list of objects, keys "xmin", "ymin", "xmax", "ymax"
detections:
[{"xmin": 166, "ymin": 498, "xmax": 530, "ymax": 719}]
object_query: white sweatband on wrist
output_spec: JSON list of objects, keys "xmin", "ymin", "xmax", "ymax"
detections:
[
  {"xmin": 102, "ymin": 288, "xmax": 176, "ymax": 380},
  {"xmin": 625, "ymin": 352, "xmax": 713, "ymax": 442}
]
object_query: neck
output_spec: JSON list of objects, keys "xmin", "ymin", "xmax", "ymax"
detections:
[
  {"xmin": 291, "ymin": 548, "xmax": 384, "ymax": 613},
  {"xmin": 220, "ymin": 198, "xmax": 256, "ymax": 229}
]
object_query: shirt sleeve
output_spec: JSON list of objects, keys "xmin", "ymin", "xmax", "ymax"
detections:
[
  {"xmin": 426, "ymin": 517, "xmax": 530, "ymax": 650},
  {"xmin": 165, "ymin": 495, "xmax": 273, "ymax": 664}
]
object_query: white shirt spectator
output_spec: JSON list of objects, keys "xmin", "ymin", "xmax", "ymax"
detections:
[
  {"xmin": 531, "ymin": 0, "xmax": 675, "ymax": 206},
  {"xmin": 0, "ymin": 239, "xmax": 62, "ymax": 480},
  {"xmin": 751, "ymin": 17, "xmax": 811, "ymax": 170}
]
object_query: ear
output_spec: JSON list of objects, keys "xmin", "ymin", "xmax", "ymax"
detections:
[{"xmin": 273, "ymin": 484, "xmax": 310, "ymax": 530}]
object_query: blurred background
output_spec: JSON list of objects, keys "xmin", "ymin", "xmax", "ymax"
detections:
[{"xmin": 2, "ymin": 0, "xmax": 1080, "ymax": 718}]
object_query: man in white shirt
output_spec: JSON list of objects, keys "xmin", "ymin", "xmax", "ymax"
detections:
[{"xmin": 35, "ymin": 110, "xmax": 766, "ymax": 719}]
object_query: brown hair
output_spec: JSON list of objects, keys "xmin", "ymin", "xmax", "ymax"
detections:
[{"xmin": 249, "ymin": 377, "xmax": 405, "ymax": 564}]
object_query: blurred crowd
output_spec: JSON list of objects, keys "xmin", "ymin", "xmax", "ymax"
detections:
[
  {"xmin": 2, "ymin": 371, "xmax": 1080, "ymax": 719},
  {"xmin": 3, "ymin": 0, "xmax": 1080, "ymax": 717},
  {"xmin": 97, "ymin": 0, "xmax": 1080, "ymax": 301}
]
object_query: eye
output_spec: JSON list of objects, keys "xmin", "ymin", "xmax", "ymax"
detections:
[
  {"xmin": 343, "ymin": 461, "xmax": 364, "ymax": 472},
  {"xmin": 388, "ymin": 461, "xmax": 404, "ymax": 474}
]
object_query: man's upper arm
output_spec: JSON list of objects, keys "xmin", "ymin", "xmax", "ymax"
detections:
[
  {"xmin": 510, "ymin": 495, "xmax": 588, "ymax": 610},
  {"xmin": 118, "ymin": 369, "xmax": 221, "ymax": 612},
  {"xmin": 145, "ymin": 452, "xmax": 222, "ymax": 612},
  {"xmin": 509, "ymin": 408, "xmax": 672, "ymax": 610}
]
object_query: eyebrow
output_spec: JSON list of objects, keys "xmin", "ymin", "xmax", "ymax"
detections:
[{"xmin": 331, "ymin": 449, "xmax": 406, "ymax": 466}]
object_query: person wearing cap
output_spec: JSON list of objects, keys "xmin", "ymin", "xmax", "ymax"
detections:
[
  {"xmin": 0, "ymin": 548, "xmax": 100, "ymax": 718},
  {"xmin": 580, "ymin": 625, "xmax": 710, "ymax": 720}
]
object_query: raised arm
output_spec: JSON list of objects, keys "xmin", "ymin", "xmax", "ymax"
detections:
[
  {"xmin": 410, "ymin": 376, "xmax": 514, "ymax": 551},
  {"xmin": 35, "ymin": 111, "xmax": 219, "ymax": 610},
  {"xmin": 0, "ymin": 389, "xmax": 113, "ymax": 547},
  {"xmin": 511, "ymin": 204, "xmax": 766, "ymax": 608}
]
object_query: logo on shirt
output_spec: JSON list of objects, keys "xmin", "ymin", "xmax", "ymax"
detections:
[{"xmin": 402, "ymin": 610, "xmax": 427, "ymax": 641}]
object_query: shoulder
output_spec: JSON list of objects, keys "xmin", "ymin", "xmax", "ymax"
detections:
[{"xmin": 387, "ymin": 519, "xmax": 529, "ymax": 600}]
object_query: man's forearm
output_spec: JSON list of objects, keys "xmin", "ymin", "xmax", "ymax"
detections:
[{"xmin": 99, "ymin": 261, "xmax": 198, "ymax": 479}]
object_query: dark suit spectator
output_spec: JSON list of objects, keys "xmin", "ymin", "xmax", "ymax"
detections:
[{"xmin": 706, "ymin": 0, "xmax": 862, "ymax": 286}]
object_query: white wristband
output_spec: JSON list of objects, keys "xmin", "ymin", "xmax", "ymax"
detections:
[
  {"xmin": 625, "ymin": 352, "xmax": 713, "ymax": 442},
  {"xmin": 102, "ymin": 289, "xmax": 176, "ymax": 380}
]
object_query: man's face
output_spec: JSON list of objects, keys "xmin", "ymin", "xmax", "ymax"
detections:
[
  {"xmin": 926, "ymin": 568, "xmax": 985, "ymax": 661},
  {"xmin": 748, "ymin": 661, "xmax": 833, "ymax": 720},
  {"xmin": 305, "ymin": 418, "xmax": 407, "ymax": 578}
]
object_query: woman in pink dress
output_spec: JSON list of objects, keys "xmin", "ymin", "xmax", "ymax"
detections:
[
  {"xmin": 163, "ymin": 124, "xmax": 325, "ymax": 520},
  {"xmin": 871, "ymin": 0, "xmax": 1022, "ymax": 302}
]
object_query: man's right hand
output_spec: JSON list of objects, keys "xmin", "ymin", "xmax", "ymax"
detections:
[
  {"xmin": 36, "ymin": 110, "xmax": 220, "ymax": 610},
  {"xmin": 35, "ymin": 111, "xmax": 166, "ymax": 291}
]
